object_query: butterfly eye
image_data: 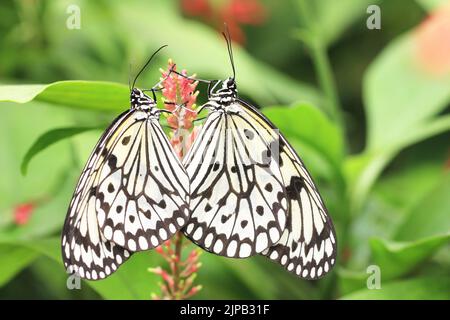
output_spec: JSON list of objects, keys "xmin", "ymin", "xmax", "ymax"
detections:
[{"xmin": 131, "ymin": 88, "xmax": 139, "ymax": 98}]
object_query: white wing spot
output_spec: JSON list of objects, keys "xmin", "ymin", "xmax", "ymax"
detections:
[
  {"xmin": 255, "ymin": 233, "xmax": 268, "ymax": 252},
  {"xmin": 139, "ymin": 236, "xmax": 148, "ymax": 250},
  {"xmin": 128, "ymin": 239, "xmax": 136, "ymax": 251},
  {"xmin": 269, "ymin": 228, "xmax": 280, "ymax": 242},
  {"xmin": 151, "ymin": 235, "xmax": 159, "ymax": 247},
  {"xmin": 113, "ymin": 231, "xmax": 125, "ymax": 246},
  {"xmin": 213, "ymin": 240, "xmax": 223, "ymax": 253},
  {"xmin": 177, "ymin": 217, "xmax": 185, "ymax": 226},
  {"xmin": 317, "ymin": 267, "xmax": 323, "ymax": 277},
  {"xmin": 105, "ymin": 266, "xmax": 111, "ymax": 275},
  {"xmin": 186, "ymin": 222, "xmax": 194, "ymax": 233},
  {"xmin": 296, "ymin": 265, "xmax": 302, "ymax": 275},
  {"xmin": 270, "ymin": 251, "xmax": 278, "ymax": 260},
  {"xmin": 227, "ymin": 240, "xmax": 237, "ymax": 256},
  {"xmin": 204, "ymin": 233, "xmax": 214, "ymax": 247},
  {"xmin": 159, "ymin": 228, "xmax": 168, "ymax": 240},
  {"xmin": 239, "ymin": 243, "xmax": 251, "ymax": 257},
  {"xmin": 193, "ymin": 228, "xmax": 203, "ymax": 241},
  {"xmin": 104, "ymin": 226, "xmax": 113, "ymax": 239}
]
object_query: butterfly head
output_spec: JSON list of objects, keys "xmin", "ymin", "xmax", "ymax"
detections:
[
  {"xmin": 222, "ymin": 77, "xmax": 237, "ymax": 92},
  {"xmin": 130, "ymin": 88, "xmax": 156, "ymax": 111},
  {"xmin": 209, "ymin": 77, "xmax": 238, "ymax": 107}
]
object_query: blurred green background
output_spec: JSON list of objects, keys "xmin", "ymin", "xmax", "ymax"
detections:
[{"xmin": 0, "ymin": 0, "xmax": 449, "ymax": 300}]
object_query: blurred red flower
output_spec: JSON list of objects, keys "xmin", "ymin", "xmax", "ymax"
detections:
[
  {"xmin": 14, "ymin": 203, "xmax": 35, "ymax": 225},
  {"xmin": 415, "ymin": 4, "xmax": 450, "ymax": 76},
  {"xmin": 181, "ymin": 0, "xmax": 267, "ymax": 44}
]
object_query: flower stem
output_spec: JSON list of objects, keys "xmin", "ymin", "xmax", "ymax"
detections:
[
  {"xmin": 296, "ymin": 0, "xmax": 345, "ymax": 135},
  {"xmin": 172, "ymin": 231, "xmax": 183, "ymax": 295}
]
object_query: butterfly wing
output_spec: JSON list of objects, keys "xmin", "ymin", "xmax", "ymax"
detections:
[
  {"xmin": 183, "ymin": 104, "xmax": 288, "ymax": 258},
  {"xmin": 237, "ymin": 101, "xmax": 337, "ymax": 279},
  {"xmin": 262, "ymin": 137, "xmax": 337, "ymax": 279},
  {"xmin": 62, "ymin": 109, "xmax": 190, "ymax": 280},
  {"xmin": 95, "ymin": 112, "xmax": 190, "ymax": 251},
  {"xmin": 62, "ymin": 111, "xmax": 133, "ymax": 280}
]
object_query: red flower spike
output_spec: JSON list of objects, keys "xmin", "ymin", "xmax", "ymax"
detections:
[
  {"xmin": 149, "ymin": 61, "xmax": 202, "ymax": 300},
  {"xmin": 188, "ymin": 285, "xmax": 202, "ymax": 296},
  {"xmin": 161, "ymin": 270, "xmax": 175, "ymax": 288}
]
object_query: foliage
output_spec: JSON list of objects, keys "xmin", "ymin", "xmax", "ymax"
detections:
[{"xmin": 0, "ymin": 0, "xmax": 449, "ymax": 300}]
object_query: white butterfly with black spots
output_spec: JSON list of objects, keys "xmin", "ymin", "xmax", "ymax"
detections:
[
  {"xmin": 183, "ymin": 80, "xmax": 288, "ymax": 258},
  {"xmin": 183, "ymin": 76, "xmax": 336, "ymax": 279},
  {"xmin": 62, "ymin": 87, "xmax": 190, "ymax": 280},
  {"xmin": 179, "ymin": 31, "xmax": 337, "ymax": 278}
]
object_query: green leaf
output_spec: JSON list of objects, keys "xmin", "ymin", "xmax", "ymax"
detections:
[
  {"xmin": 345, "ymin": 145, "xmax": 449, "ymax": 270},
  {"xmin": 373, "ymin": 153, "xmax": 448, "ymax": 214},
  {"xmin": 0, "ymin": 238, "xmax": 162, "ymax": 300},
  {"xmin": 370, "ymin": 235, "xmax": 450, "ymax": 281},
  {"xmin": 346, "ymin": 115, "xmax": 450, "ymax": 213},
  {"xmin": 312, "ymin": 0, "xmax": 382, "ymax": 46},
  {"xmin": 337, "ymin": 269, "xmax": 368, "ymax": 296},
  {"xmin": 29, "ymin": 257, "xmax": 100, "ymax": 299},
  {"xmin": 196, "ymin": 251, "xmax": 318, "ymax": 299},
  {"xmin": 0, "ymin": 81, "xmax": 129, "ymax": 111},
  {"xmin": 364, "ymin": 33, "xmax": 450, "ymax": 152},
  {"xmin": 263, "ymin": 104, "xmax": 344, "ymax": 180},
  {"xmin": 341, "ymin": 277, "xmax": 450, "ymax": 300},
  {"xmin": 21, "ymin": 126, "xmax": 101, "ymax": 175},
  {"xmin": 394, "ymin": 173, "xmax": 450, "ymax": 241},
  {"xmin": 0, "ymin": 103, "xmax": 75, "ymax": 228},
  {"xmin": 0, "ymin": 244, "xmax": 38, "ymax": 287},
  {"xmin": 352, "ymin": 27, "xmax": 450, "ymax": 211}
]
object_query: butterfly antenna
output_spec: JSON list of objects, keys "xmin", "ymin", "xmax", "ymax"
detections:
[
  {"xmin": 131, "ymin": 45, "xmax": 168, "ymax": 89},
  {"xmin": 128, "ymin": 63, "xmax": 132, "ymax": 93},
  {"xmin": 222, "ymin": 25, "xmax": 236, "ymax": 79}
]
